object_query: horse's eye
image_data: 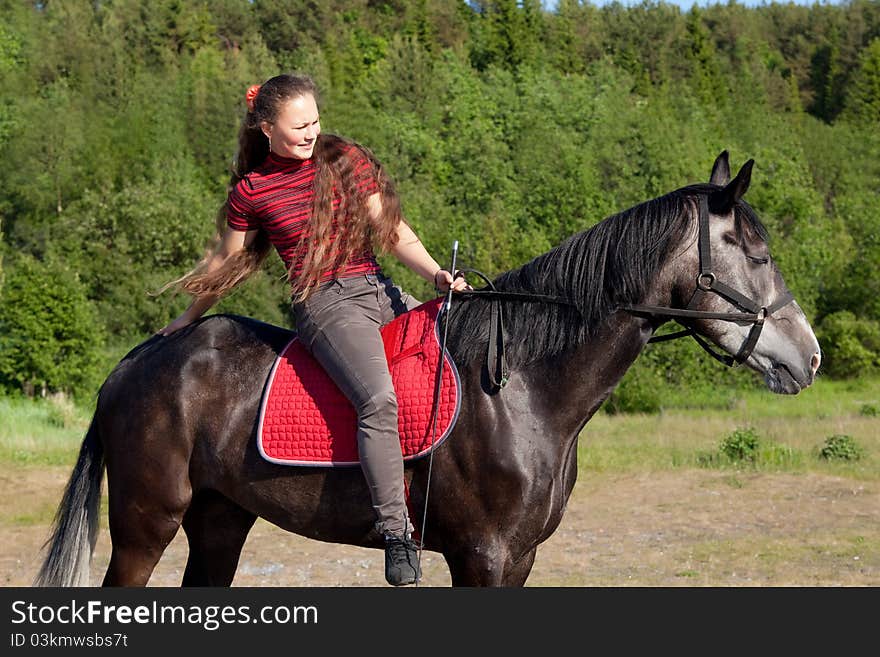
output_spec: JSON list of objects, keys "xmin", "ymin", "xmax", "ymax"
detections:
[{"xmin": 746, "ymin": 254, "xmax": 769, "ymax": 265}]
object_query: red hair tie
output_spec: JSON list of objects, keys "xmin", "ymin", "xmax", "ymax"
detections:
[{"xmin": 245, "ymin": 84, "xmax": 261, "ymax": 112}]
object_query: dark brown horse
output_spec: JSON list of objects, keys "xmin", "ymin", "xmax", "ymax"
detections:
[{"xmin": 36, "ymin": 153, "xmax": 820, "ymax": 587}]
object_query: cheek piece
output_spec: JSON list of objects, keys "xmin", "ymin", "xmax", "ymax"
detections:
[{"xmin": 622, "ymin": 195, "xmax": 794, "ymax": 367}]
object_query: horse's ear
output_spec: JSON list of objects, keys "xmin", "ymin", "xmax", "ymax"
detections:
[
  {"xmin": 709, "ymin": 158, "xmax": 754, "ymax": 214},
  {"xmin": 709, "ymin": 150, "xmax": 731, "ymax": 186}
]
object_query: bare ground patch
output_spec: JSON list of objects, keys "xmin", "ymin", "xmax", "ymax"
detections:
[{"xmin": 3, "ymin": 464, "xmax": 877, "ymax": 587}]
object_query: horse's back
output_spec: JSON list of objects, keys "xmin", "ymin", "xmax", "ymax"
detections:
[
  {"xmin": 96, "ymin": 314, "xmax": 292, "ymax": 445},
  {"xmin": 108, "ymin": 313, "xmax": 290, "ymax": 380}
]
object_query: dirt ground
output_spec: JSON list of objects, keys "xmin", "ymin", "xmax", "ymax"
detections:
[{"xmin": 2, "ymin": 464, "xmax": 878, "ymax": 587}]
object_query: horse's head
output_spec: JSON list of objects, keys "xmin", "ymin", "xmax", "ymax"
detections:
[{"xmin": 669, "ymin": 152, "xmax": 821, "ymax": 394}]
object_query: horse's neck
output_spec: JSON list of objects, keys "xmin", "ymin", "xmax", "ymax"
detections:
[
  {"xmin": 529, "ymin": 311, "xmax": 655, "ymax": 433},
  {"xmin": 502, "ymin": 311, "xmax": 653, "ymax": 521}
]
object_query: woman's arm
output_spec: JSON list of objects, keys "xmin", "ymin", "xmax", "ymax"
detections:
[
  {"xmin": 370, "ymin": 194, "xmax": 468, "ymax": 293},
  {"xmin": 157, "ymin": 227, "xmax": 260, "ymax": 335}
]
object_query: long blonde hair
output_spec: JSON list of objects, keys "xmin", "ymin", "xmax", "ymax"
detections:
[{"xmin": 168, "ymin": 74, "xmax": 403, "ymax": 302}]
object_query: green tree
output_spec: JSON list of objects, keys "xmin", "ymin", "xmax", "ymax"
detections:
[
  {"xmin": 843, "ymin": 37, "xmax": 880, "ymax": 125},
  {"xmin": 684, "ymin": 7, "xmax": 726, "ymax": 109},
  {"xmin": 253, "ymin": 0, "xmax": 329, "ymax": 53},
  {"xmin": 1, "ymin": 0, "xmax": 879, "ymax": 392},
  {"xmin": 4, "ymin": 78, "xmax": 86, "ymax": 218},
  {"xmin": 810, "ymin": 28, "xmax": 846, "ymax": 121},
  {"xmin": 469, "ymin": 0, "xmax": 542, "ymax": 71},
  {"xmin": 816, "ymin": 311, "xmax": 880, "ymax": 378},
  {"xmin": 0, "ymin": 254, "xmax": 106, "ymax": 398}
]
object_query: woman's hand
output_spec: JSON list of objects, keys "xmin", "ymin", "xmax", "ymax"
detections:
[
  {"xmin": 434, "ymin": 269, "xmax": 471, "ymax": 294},
  {"xmin": 156, "ymin": 294, "xmax": 219, "ymax": 337},
  {"xmin": 156, "ymin": 228, "xmax": 255, "ymax": 337}
]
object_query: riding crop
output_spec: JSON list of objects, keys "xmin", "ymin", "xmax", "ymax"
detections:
[{"xmin": 416, "ymin": 240, "xmax": 458, "ymax": 585}]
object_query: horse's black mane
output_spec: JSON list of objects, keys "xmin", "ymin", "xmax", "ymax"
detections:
[{"xmin": 446, "ymin": 183, "xmax": 768, "ymax": 369}]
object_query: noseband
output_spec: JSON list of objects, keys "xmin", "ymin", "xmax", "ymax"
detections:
[{"xmin": 621, "ymin": 195, "xmax": 795, "ymax": 367}]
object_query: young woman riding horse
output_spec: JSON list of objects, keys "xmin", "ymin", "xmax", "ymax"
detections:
[
  {"xmin": 36, "ymin": 151, "xmax": 820, "ymax": 587},
  {"xmin": 157, "ymin": 73, "xmax": 469, "ymax": 586}
]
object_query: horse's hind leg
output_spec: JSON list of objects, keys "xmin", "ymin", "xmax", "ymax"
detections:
[
  {"xmin": 102, "ymin": 485, "xmax": 191, "ymax": 587},
  {"xmin": 181, "ymin": 490, "xmax": 256, "ymax": 586},
  {"xmin": 101, "ymin": 449, "xmax": 193, "ymax": 586}
]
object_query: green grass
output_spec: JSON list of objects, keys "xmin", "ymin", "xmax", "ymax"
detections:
[
  {"xmin": 0, "ymin": 394, "xmax": 91, "ymax": 465},
  {"xmin": 580, "ymin": 377, "xmax": 880, "ymax": 480},
  {"xmin": 653, "ymin": 375, "xmax": 880, "ymax": 419}
]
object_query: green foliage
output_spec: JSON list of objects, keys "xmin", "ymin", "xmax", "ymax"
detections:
[
  {"xmin": 818, "ymin": 434, "xmax": 864, "ymax": 462},
  {"xmin": 816, "ymin": 311, "xmax": 880, "ymax": 379},
  {"xmin": 45, "ymin": 172, "xmax": 217, "ymax": 337},
  {"xmin": 0, "ymin": 20, "xmax": 23, "ymax": 77},
  {"xmin": 604, "ymin": 363, "xmax": 662, "ymax": 415},
  {"xmin": 685, "ymin": 7, "xmax": 726, "ymax": 107},
  {"xmin": 803, "ymin": 121, "xmax": 880, "ymax": 322},
  {"xmin": 700, "ymin": 427, "xmax": 800, "ymax": 468},
  {"xmin": 0, "ymin": 254, "xmax": 106, "ymax": 398},
  {"xmin": 0, "ymin": 0, "xmax": 877, "ymax": 405},
  {"xmin": 842, "ymin": 37, "xmax": 880, "ymax": 125},
  {"xmin": 720, "ymin": 427, "xmax": 762, "ymax": 462},
  {"xmin": 861, "ymin": 404, "xmax": 878, "ymax": 417},
  {"xmin": 468, "ymin": 0, "xmax": 543, "ymax": 71}
]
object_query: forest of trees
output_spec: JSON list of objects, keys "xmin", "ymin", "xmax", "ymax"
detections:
[{"xmin": 0, "ymin": 0, "xmax": 878, "ymax": 408}]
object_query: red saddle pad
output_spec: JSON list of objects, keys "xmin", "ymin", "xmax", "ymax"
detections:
[{"xmin": 257, "ymin": 297, "xmax": 461, "ymax": 466}]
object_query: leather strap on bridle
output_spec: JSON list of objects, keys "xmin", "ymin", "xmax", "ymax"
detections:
[
  {"xmin": 455, "ymin": 269, "xmax": 576, "ymax": 392},
  {"xmin": 623, "ymin": 194, "xmax": 795, "ymax": 366}
]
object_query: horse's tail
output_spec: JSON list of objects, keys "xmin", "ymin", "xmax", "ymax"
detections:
[{"xmin": 33, "ymin": 416, "xmax": 105, "ymax": 587}]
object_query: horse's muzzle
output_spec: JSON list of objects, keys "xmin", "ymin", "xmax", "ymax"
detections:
[{"xmin": 764, "ymin": 357, "xmax": 816, "ymax": 395}]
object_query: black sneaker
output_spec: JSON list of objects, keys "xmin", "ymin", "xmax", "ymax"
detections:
[{"xmin": 384, "ymin": 534, "xmax": 421, "ymax": 586}]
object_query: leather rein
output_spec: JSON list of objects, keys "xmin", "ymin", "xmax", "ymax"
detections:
[{"xmin": 454, "ymin": 194, "xmax": 795, "ymax": 391}]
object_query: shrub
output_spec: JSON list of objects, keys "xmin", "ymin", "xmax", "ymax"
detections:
[
  {"xmin": 0, "ymin": 254, "xmax": 106, "ymax": 398},
  {"xmin": 816, "ymin": 311, "xmax": 880, "ymax": 379},
  {"xmin": 605, "ymin": 363, "xmax": 662, "ymax": 414},
  {"xmin": 818, "ymin": 434, "xmax": 864, "ymax": 461},
  {"xmin": 860, "ymin": 403, "xmax": 878, "ymax": 417},
  {"xmin": 720, "ymin": 427, "xmax": 762, "ymax": 462}
]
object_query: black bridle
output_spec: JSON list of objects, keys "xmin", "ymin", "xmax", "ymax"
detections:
[
  {"xmin": 621, "ymin": 194, "xmax": 795, "ymax": 367},
  {"xmin": 454, "ymin": 194, "xmax": 795, "ymax": 390}
]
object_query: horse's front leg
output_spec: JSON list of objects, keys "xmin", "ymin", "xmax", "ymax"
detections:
[
  {"xmin": 443, "ymin": 542, "xmax": 537, "ymax": 587},
  {"xmin": 500, "ymin": 547, "xmax": 536, "ymax": 586}
]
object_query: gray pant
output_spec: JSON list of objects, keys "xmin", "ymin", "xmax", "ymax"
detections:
[{"xmin": 292, "ymin": 272, "xmax": 420, "ymax": 537}]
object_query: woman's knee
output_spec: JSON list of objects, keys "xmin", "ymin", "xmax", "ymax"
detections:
[{"xmin": 357, "ymin": 385, "xmax": 398, "ymax": 418}]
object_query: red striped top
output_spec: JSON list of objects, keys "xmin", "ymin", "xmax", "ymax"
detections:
[{"xmin": 226, "ymin": 148, "xmax": 381, "ymax": 287}]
